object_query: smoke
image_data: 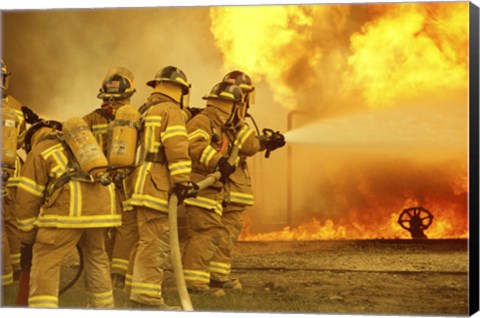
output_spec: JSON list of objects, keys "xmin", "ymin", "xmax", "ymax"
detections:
[{"xmin": 3, "ymin": 7, "xmax": 225, "ymax": 120}]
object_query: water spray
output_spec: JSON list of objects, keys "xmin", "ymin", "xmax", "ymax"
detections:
[{"xmin": 283, "ymin": 104, "xmax": 466, "ymax": 151}]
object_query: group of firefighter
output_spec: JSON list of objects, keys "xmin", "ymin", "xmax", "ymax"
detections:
[{"xmin": 1, "ymin": 60, "xmax": 286, "ymax": 310}]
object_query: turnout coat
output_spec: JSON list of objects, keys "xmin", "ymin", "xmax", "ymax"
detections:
[
  {"xmin": 124, "ymin": 93, "xmax": 192, "ymax": 213},
  {"xmin": 15, "ymin": 132, "xmax": 121, "ymax": 243}
]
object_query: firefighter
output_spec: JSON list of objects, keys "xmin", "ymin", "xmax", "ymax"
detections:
[
  {"xmin": 123, "ymin": 65, "xmax": 196, "ymax": 309},
  {"xmin": 82, "ymin": 66, "xmax": 138, "ymax": 288},
  {"xmin": 1, "ymin": 60, "xmax": 26, "ymax": 287},
  {"xmin": 208, "ymin": 71, "xmax": 286, "ymax": 290},
  {"xmin": 15, "ymin": 115, "xmax": 121, "ymax": 308},
  {"xmin": 181, "ymin": 81, "xmax": 260, "ymax": 294}
]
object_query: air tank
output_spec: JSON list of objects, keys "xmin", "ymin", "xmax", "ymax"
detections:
[
  {"xmin": 2, "ymin": 106, "xmax": 19, "ymax": 167},
  {"xmin": 62, "ymin": 117, "xmax": 108, "ymax": 177},
  {"xmin": 107, "ymin": 104, "xmax": 140, "ymax": 168}
]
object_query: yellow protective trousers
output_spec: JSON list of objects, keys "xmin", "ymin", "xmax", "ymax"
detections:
[
  {"xmin": 1, "ymin": 221, "xmax": 13, "ymax": 287},
  {"xmin": 124, "ymin": 207, "xmax": 170, "ymax": 306},
  {"xmin": 3, "ymin": 188, "xmax": 21, "ymax": 274},
  {"xmin": 182, "ymin": 205, "xmax": 226, "ymax": 289},
  {"xmin": 104, "ymin": 185, "xmax": 127, "ymax": 260},
  {"xmin": 209, "ymin": 207, "xmax": 245, "ymax": 282},
  {"xmin": 111, "ymin": 208, "xmax": 138, "ymax": 277},
  {"xmin": 29, "ymin": 227, "xmax": 114, "ymax": 309},
  {"xmin": 110, "ymin": 184, "xmax": 138, "ymax": 277}
]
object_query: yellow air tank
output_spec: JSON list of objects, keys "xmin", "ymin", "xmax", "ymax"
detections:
[
  {"xmin": 2, "ymin": 107, "xmax": 19, "ymax": 167},
  {"xmin": 108, "ymin": 104, "xmax": 140, "ymax": 168},
  {"xmin": 62, "ymin": 117, "xmax": 109, "ymax": 177}
]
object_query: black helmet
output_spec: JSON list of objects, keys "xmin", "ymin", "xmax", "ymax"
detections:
[
  {"xmin": 146, "ymin": 66, "xmax": 191, "ymax": 94},
  {"xmin": 1, "ymin": 60, "xmax": 11, "ymax": 92},
  {"xmin": 97, "ymin": 67, "xmax": 136, "ymax": 100},
  {"xmin": 202, "ymin": 82, "xmax": 243, "ymax": 104},
  {"xmin": 222, "ymin": 70, "xmax": 254, "ymax": 93}
]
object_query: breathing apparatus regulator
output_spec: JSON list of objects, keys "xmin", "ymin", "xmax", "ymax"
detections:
[{"xmin": 147, "ymin": 66, "xmax": 191, "ymax": 109}]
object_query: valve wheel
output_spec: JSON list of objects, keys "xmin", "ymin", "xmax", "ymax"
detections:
[{"xmin": 398, "ymin": 206, "xmax": 433, "ymax": 231}]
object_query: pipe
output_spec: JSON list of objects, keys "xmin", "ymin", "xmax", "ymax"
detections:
[{"xmin": 168, "ymin": 145, "xmax": 240, "ymax": 311}]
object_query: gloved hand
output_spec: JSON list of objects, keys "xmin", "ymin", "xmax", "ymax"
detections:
[
  {"xmin": 265, "ymin": 131, "xmax": 286, "ymax": 151},
  {"xmin": 217, "ymin": 157, "xmax": 236, "ymax": 183},
  {"xmin": 172, "ymin": 182, "xmax": 199, "ymax": 204},
  {"xmin": 186, "ymin": 107, "xmax": 203, "ymax": 117},
  {"xmin": 262, "ymin": 129, "xmax": 286, "ymax": 158},
  {"xmin": 20, "ymin": 243, "xmax": 33, "ymax": 271}
]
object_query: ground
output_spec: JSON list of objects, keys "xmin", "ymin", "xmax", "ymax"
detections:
[
  {"xmin": 226, "ymin": 239, "xmax": 469, "ymax": 315},
  {"xmin": 2, "ymin": 238, "xmax": 470, "ymax": 316}
]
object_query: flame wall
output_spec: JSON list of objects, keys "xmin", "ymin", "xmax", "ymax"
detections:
[{"xmin": 209, "ymin": 2, "xmax": 469, "ymax": 240}]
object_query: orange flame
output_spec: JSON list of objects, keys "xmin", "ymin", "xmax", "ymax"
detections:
[
  {"xmin": 211, "ymin": 3, "xmax": 469, "ymax": 241},
  {"xmin": 210, "ymin": 2, "xmax": 469, "ymax": 111},
  {"xmin": 345, "ymin": 2, "xmax": 469, "ymax": 109}
]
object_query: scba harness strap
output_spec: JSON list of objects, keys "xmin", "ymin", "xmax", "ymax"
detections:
[{"xmin": 38, "ymin": 134, "xmax": 103, "ymax": 201}]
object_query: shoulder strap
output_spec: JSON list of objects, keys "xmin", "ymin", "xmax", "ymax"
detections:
[
  {"xmin": 94, "ymin": 108, "xmax": 115, "ymax": 122},
  {"xmin": 44, "ymin": 134, "xmax": 95, "ymax": 201}
]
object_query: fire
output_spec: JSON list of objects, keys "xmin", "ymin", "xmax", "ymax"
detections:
[
  {"xmin": 210, "ymin": 2, "xmax": 469, "ymax": 111},
  {"xmin": 240, "ymin": 204, "xmax": 468, "ymax": 241},
  {"xmin": 209, "ymin": 5, "xmax": 328, "ymax": 109},
  {"xmin": 211, "ymin": 3, "xmax": 469, "ymax": 241},
  {"xmin": 345, "ymin": 2, "xmax": 469, "ymax": 109}
]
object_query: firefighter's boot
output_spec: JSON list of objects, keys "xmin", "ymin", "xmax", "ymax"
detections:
[{"xmin": 209, "ymin": 278, "xmax": 242, "ymax": 290}]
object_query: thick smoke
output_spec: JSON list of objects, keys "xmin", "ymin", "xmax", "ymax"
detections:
[{"xmin": 3, "ymin": 7, "xmax": 225, "ymax": 120}]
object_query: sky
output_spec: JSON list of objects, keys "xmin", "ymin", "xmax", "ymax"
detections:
[{"xmin": 1, "ymin": 0, "xmax": 475, "ymax": 239}]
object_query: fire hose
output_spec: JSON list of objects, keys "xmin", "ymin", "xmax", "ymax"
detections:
[{"xmin": 168, "ymin": 145, "xmax": 240, "ymax": 311}]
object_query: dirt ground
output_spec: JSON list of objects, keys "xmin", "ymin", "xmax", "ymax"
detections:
[
  {"xmin": 3, "ymin": 238, "xmax": 469, "ymax": 316},
  {"xmin": 210, "ymin": 239, "xmax": 469, "ymax": 315}
]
